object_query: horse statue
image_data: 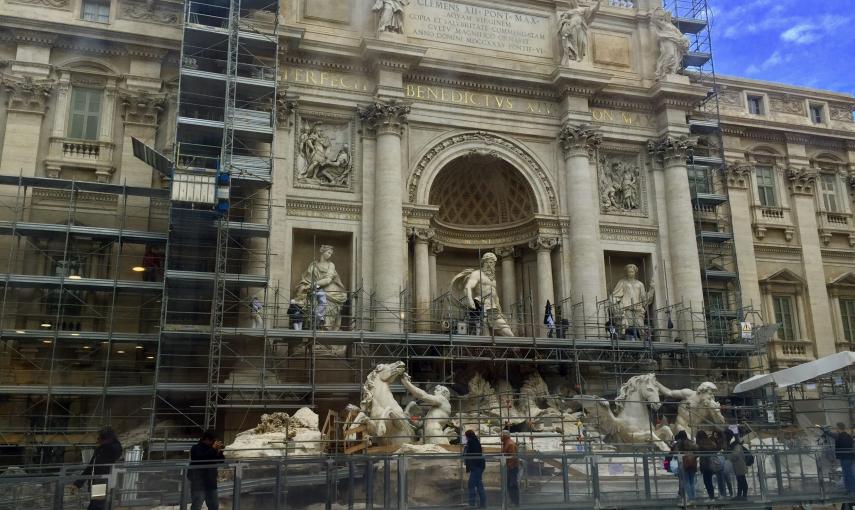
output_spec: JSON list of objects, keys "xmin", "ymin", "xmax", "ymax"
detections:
[
  {"xmin": 345, "ymin": 361, "xmax": 414, "ymax": 447},
  {"xmin": 575, "ymin": 373, "xmax": 673, "ymax": 451}
]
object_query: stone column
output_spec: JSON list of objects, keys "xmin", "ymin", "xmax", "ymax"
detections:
[
  {"xmin": 725, "ymin": 163, "xmax": 764, "ymax": 313},
  {"xmin": 411, "ymin": 228, "xmax": 434, "ymax": 333},
  {"xmin": 649, "ymin": 136, "xmax": 705, "ymax": 321},
  {"xmin": 358, "ymin": 98, "xmax": 410, "ymax": 332},
  {"xmin": 428, "ymin": 241, "xmax": 443, "ymax": 300},
  {"xmin": 787, "ymin": 168, "xmax": 835, "ymax": 357},
  {"xmin": 558, "ymin": 124, "xmax": 606, "ymax": 333},
  {"xmin": 496, "ymin": 246, "xmax": 518, "ymax": 314},
  {"xmin": 529, "ymin": 235, "xmax": 559, "ymax": 335}
]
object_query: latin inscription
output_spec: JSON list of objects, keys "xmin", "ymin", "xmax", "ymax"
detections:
[
  {"xmin": 283, "ymin": 67, "xmax": 371, "ymax": 93},
  {"xmin": 404, "ymin": 83, "xmax": 555, "ymax": 116},
  {"xmin": 591, "ymin": 108, "xmax": 654, "ymax": 128},
  {"xmin": 405, "ymin": 0, "xmax": 551, "ymax": 58}
]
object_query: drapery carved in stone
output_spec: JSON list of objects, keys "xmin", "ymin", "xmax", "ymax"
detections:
[
  {"xmin": 357, "ymin": 97, "xmax": 410, "ymax": 134},
  {"xmin": 295, "ymin": 117, "xmax": 354, "ymax": 189},
  {"xmin": 3, "ymin": 75, "xmax": 53, "ymax": 113},
  {"xmin": 119, "ymin": 89, "xmax": 167, "ymax": 125},
  {"xmin": 647, "ymin": 135, "xmax": 696, "ymax": 165},
  {"xmin": 558, "ymin": 123, "xmax": 601, "ymax": 157},
  {"xmin": 429, "ymin": 158, "xmax": 536, "ymax": 227},
  {"xmin": 599, "ymin": 153, "xmax": 642, "ymax": 215}
]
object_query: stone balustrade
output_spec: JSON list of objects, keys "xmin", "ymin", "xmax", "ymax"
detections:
[
  {"xmin": 608, "ymin": 0, "xmax": 635, "ymax": 8},
  {"xmin": 45, "ymin": 137, "xmax": 115, "ymax": 182}
]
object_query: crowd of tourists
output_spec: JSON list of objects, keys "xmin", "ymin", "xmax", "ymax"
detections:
[{"xmin": 667, "ymin": 428, "xmax": 752, "ymax": 503}]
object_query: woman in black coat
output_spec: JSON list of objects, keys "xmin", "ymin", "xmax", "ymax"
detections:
[{"xmin": 463, "ymin": 430, "xmax": 487, "ymax": 508}]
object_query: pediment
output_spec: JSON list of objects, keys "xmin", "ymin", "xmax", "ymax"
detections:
[
  {"xmin": 760, "ymin": 268, "xmax": 805, "ymax": 285},
  {"xmin": 829, "ymin": 272, "xmax": 855, "ymax": 288}
]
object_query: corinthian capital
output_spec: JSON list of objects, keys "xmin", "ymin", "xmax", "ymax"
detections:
[
  {"xmin": 411, "ymin": 227, "xmax": 435, "ymax": 243},
  {"xmin": 430, "ymin": 241, "xmax": 444, "ymax": 256},
  {"xmin": 529, "ymin": 235, "xmax": 559, "ymax": 252},
  {"xmin": 648, "ymin": 135, "xmax": 697, "ymax": 166},
  {"xmin": 725, "ymin": 161, "xmax": 754, "ymax": 189},
  {"xmin": 558, "ymin": 123, "xmax": 601, "ymax": 157},
  {"xmin": 3, "ymin": 75, "xmax": 53, "ymax": 114},
  {"xmin": 786, "ymin": 167, "xmax": 818, "ymax": 195},
  {"xmin": 358, "ymin": 97, "xmax": 410, "ymax": 135},
  {"xmin": 119, "ymin": 89, "xmax": 167, "ymax": 126},
  {"xmin": 495, "ymin": 246, "xmax": 516, "ymax": 259}
]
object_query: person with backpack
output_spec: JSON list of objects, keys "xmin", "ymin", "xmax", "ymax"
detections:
[
  {"xmin": 725, "ymin": 429, "xmax": 749, "ymax": 500},
  {"xmin": 463, "ymin": 430, "xmax": 487, "ymax": 508},
  {"xmin": 712, "ymin": 430, "xmax": 733, "ymax": 498},
  {"xmin": 673, "ymin": 430, "xmax": 697, "ymax": 502},
  {"xmin": 696, "ymin": 430, "xmax": 719, "ymax": 500}
]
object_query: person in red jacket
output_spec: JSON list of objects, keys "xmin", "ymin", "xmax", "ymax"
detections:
[{"xmin": 500, "ymin": 431, "xmax": 520, "ymax": 507}]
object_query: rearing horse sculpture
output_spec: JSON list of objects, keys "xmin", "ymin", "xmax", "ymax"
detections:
[{"xmin": 345, "ymin": 361, "xmax": 414, "ymax": 447}]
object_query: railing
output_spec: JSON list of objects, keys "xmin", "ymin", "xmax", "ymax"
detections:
[{"xmin": 0, "ymin": 448, "xmax": 850, "ymax": 509}]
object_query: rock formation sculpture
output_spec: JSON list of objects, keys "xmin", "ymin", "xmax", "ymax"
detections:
[
  {"xmin": 451, "ymin": 252, "xmax": 515, "ymax": 336},
  {"xmin": 225, "ymin": 408, "xmax": 324, "ymax": 458},
  {"xmin": 651, "ymin": 7, "xmax": 689, "ymax": 79},
  {"xmin": 558, "ymin": 0, "xmax": 601, "ymax": 63},
  {"xmin": 346, "ymin": 362, "xmax": 414, "ymax": 447},
  {"xmin": 293, "ymin": 245, "xmax": 347, "ymax": 330}
]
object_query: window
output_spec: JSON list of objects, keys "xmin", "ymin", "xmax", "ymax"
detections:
[
  {"xmin": 68, "ymin": 88, "xmax": 102, "ymax": 140},
  {"xmin": 747, "ymin": 95, "xmax": 764, "ymax": 115},
  {"xmin": 843, "ymin": 299, "xmax": 855, "ymax": 342},
  {"xmin": 773, "ymin": 295, "xmax": 798, "ymax": 341},
  {"xmin": 810, "ymin": 104, "xmax": 825, "ymax": 124},
  {"xmin": 82, "ymin": 0, "xmax": 109, "ymax": 22},
  {"xmin": 687, "ymin": 165, "xmax": 710, "ymax": 194},
  {"xmin": 755, "ymin": 166, "xmax": 776, "ymax": 207},
  {"xmin": 706, "ymin": 291, "xmax": 725, "ymax": 311},
  {"xmin": 820, "ymin": 174, "xmax": 839, "ymax": 212}
]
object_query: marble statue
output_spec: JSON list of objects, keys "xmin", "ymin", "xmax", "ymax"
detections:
[
  {"xmin": 651, "ymin": 7, "xmax": 689, "ymax": 79},
  {"xmin": 401, "ymin": 373, "xmax": 453, "ymax": 445},
  {"xmin": 346, "ymin": 362, "xmax": 414, "ymax": 447},
  {"xmin": 599, "ymin": 156, "xmax": 641, "ymax": 213},
  {"xmin": 451, "ymin": 252, "xmax": 515, "ymax": 336},
  {"xmin": 558, "ymin": 0, "xmax": 601, "ymax": 63},
  {"xmin": 657, "ymin": 381, "xmax": 726, "ymax": 438},
  {"xmin": 294, "ymin": 245, "xmax": 347, "ymax": 330},
  {"xmin": 373, "ymin": 0, "xmax": 407, "ymax": 34},
  {"xmin": 609, "ymin": 264, "xmax": 654, "ymax": 332},
  {"xmin": 297, "ymin": 123, "xmax": 353, "ymax": 187},
  {"xmin": 575, "ymin": 373, "xmax": 673, "ymax": 451}
]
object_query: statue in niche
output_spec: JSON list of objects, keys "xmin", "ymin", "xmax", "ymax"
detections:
[
  {"xmin": 297, "ymin": 122, "xmax": 353, "ymax": 188},
  {"xmin": 372, "ymin": 0, "xmax": 408, "ymax": 34},
  {"xmin": 599, "ymin": 156, "xmax": 641, "ymax": 213},
  {"xmin": 657, "ymin": 381, "xmax": 726, "ymax": 438},
  {"xmin": 293, "ymin": 245, "xmax": 347, "ymax": 330},
  {"xmin": 558, "ymin": 0, "xmax": 601, "ymax": 64},
  {"xmin": 452, "ymin": 253, "xmax": 515, "ymax": 337},
  {"xmin": 651, "ymin": 7, "xmax": 689, "ymax": 79},
  {"xmin": 401, "ymin": 373, "xmax": 453, "ymax": 445},
  {"xmin": 609, "ymin": 264, "xmax": 654, "ymax": 333}
]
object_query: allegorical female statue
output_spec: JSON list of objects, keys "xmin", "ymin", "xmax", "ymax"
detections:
[
  {"xmin": 651, "ymin": 7, "xmax": 690, "ymax": 79},
  {"xmin": 294, "ymin": 245, "xmax": 347, "ymax": 330},
  {"xmin": 609, "ymin": 264, "xmax": 654, "ymax": 333},
  {"xmin": 372, "ymin": 0, "xmax": 408, "ymax": 34},
  {"xmin": 558, "ymin": 0, "xmax": 601, "ymax": 63}
]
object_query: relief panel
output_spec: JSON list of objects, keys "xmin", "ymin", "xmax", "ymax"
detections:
[
  {"xmin": 293, "ymin": 112, "xmax": 357, "ymax": 192},
  {"xmin": 598, "ymin": 151, "xmax": 647, "ymax": 218}
]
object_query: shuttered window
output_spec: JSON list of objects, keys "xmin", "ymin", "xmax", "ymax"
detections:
[{"xmin": 68, "ymin": 88, "xmax": 102, "ymax": 140}]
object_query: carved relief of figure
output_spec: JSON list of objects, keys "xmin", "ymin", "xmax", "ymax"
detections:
[
  {"xmin": 558, "ymin": 0, "xmax": 601, "ymax": 63},
  {"xmin": 609, "ymin": 264, "xmax": 654, "ymax": 332},
  {"xmin": 651, "ymin": 7, "xmax": 689, "ymax": 79},
  {"xmin": 452, "ymin": 253, "xmax": 515, "ymax": 336},
  {"xmin": 297, "ymin": 122, "xmax": 353, "ymax": 187},
  {"xmin": 657, "ymin": 381, "xmax": 726, "ymax": 438},
  {"xmin": 372, "ymin": 0, "xmax": 408, "ymax": 34},
  {"xmin": 600, "ymin": 157, "xmax": 641, "ymax": 214},
  {"xmin": 294, "ymin": 245, "xmax": 348, "ymax": 330},
  {"xmin": 401, "ymin": 373, "xmax": 453, "ymax": 445}
]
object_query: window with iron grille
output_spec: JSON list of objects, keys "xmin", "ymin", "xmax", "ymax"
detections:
[{"xmin": 81, "ymin": 0, "xmax": 110, "ymax": 22}]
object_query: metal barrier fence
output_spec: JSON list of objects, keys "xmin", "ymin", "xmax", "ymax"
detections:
[{"xmin": 1, "ymin": 449, "xmax": 852, "ymax": 510}]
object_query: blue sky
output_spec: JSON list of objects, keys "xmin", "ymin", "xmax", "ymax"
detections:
[{"xmin": 708, "ymin": 0, "xmax": 855, "ymax": 96}]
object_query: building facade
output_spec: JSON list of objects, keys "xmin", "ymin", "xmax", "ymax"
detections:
[{"xmin": 0, "ymin": 0, "xmax": 853, "ymax": 458}]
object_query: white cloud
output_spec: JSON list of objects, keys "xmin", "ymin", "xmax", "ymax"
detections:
[
  {"xmin": 745, "ymin": 50, "xmax": 788, "ymax": 75},
  {"xmin": 781, "ymin": 23, "xmax": 819, "ymax": 44}
]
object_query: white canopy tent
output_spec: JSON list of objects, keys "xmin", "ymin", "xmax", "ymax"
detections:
[{"xmin": 733, "ymin": 351, "xmax": 855, "ymax": 394}]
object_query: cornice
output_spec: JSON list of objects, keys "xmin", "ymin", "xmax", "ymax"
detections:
[
  {"xmin": 11, "ymin": 28, "xmax": 57, "ymax": 46},
  {"xmin": 405, "ymin": 72, "xmax": 553, "ymax": 101},
  {"xmin": 550, "ymin": 66, "xmax": 612, "ymax": 98},
  {"xmin": 285, "ymin": 198, "xmax": 362, "ymax": 220},
  {"xmin": 125, "ymin": 44, "xmax": 168, "ymax": 60},
  {"xmin": 590, "ymin": 96, "xmax": 655, "ymax": 113},
  {"xmin": 600, "ymin": 224, "xmax": 658, "ymax": 243},
  {"xmin": 754, "ymin": 244, "xmax": 803, "ymax": 257},
  {"xmin": 719, "ymin": 116, "xmax": 855, "ymax": 147},
  {"xmin": 822, "ymin": 248, "xmax": 855, "ymax": 260},
  {"xmin": 282, "ymin": 55, "xmax": 369, "ymax": 75}
]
